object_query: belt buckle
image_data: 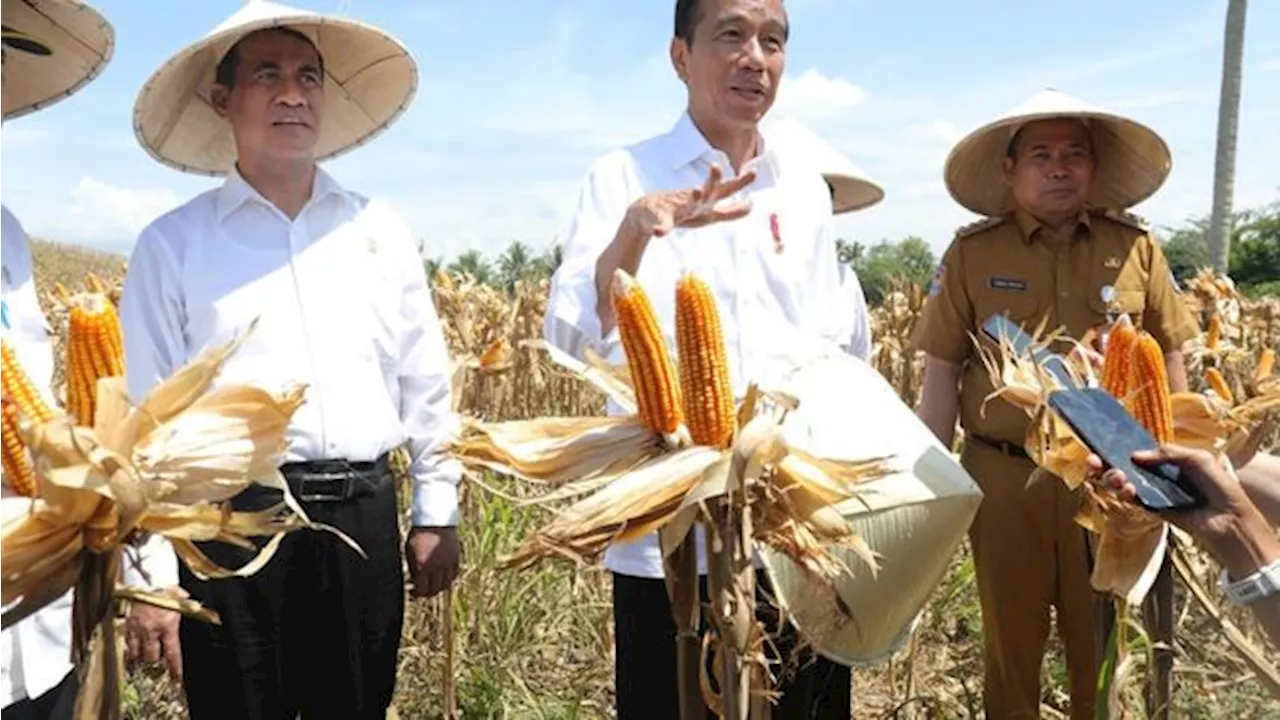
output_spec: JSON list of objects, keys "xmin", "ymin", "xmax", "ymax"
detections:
[{"xmin": 296, "ymin": 473, "xmax": 355, "ymax": 502}]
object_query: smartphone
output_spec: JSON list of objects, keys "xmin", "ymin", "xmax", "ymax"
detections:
[
  {"xmin": 980, "ymin": 314, "xmax": 1076, "ymax": 388},
  {"xmin": 1045, "ymin": 388, "xmax": 1205, "ymax": 512}
]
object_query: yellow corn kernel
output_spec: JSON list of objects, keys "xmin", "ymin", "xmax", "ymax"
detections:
[
  {"xmin": 1257, "ymin": 348, "xmax": 1276, "ymax": 382},
  {"xmin": 1205, "ymin": 311, "xmax": 1221, "ymax": 350},
  {"xmin": 2, "ymin": 342, "xmax": 53, "ymax": 499},
  {"xmin": 1204, "ymin": 367, "xmax": 1233, "ymax": 404},
  {"xmin": 674, "ymin": 272, "xmax": 736, "ymax": 448},
  {"xmin": 65, "ymin": 294, "xmax": 126, "ymax": 426},
  {"xmin": 2, "ymin": 399, "xmax": 36, "ymax": 497},
  {"xmin": 1101, "ymin": 321, "xmax": 1138, "ymax": 399},
  {"xmin": 611, "ymin": 270, "xmax": 683, "ymax": 436},
  {"xmin": 1, "ymin": 342, "xmax": 55, "ymax": 424},
  {"xmin": 1128, "ymin": 332, "xmax": 1174, "ymax": 444}
]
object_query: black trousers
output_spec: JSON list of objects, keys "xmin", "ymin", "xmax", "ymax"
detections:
[
  {"xmin": 612, "ymin": 571, "xmax": 852, "ymax": 720},
  {"xmin": 2, "ymin": 670, "xmax": 78, "ymax": 720},
  {"xmin": 178, "ymin": 461, "xmax": 404, "ymax": 720}
]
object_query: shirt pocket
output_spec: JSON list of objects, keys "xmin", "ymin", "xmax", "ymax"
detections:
[{"xmin": 1087, "ymin": 268, "xmax": 1147, "ymax": 325}]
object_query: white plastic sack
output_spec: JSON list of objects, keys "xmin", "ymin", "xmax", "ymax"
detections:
[{"xmin": 758, "ymin": 350, "xmax": 983, "ymax": 666}]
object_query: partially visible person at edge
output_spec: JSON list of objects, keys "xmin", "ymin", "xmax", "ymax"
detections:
[
  {"xmin": 116, "ymin": 3, "xmax": 462, "ymax": 718},
  {"xmin": 1089, "ymin": 444, "xmax": 1280, "ymax": 650},
  {"xmin": 543, "ymin": 0, "xmax": 862, "ymax": 717},
  {"xmin": 911, "ymin": 88, "xmax": 1199, "ymax": 719},
  {"xmin": 1, "ymin": 2, "xmax": 165, "ymax": 717}
]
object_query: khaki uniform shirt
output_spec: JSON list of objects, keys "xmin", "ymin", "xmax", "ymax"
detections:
[{"xmin": 912, "ymin": 206, "xmax": 1199, "ymax": 445}]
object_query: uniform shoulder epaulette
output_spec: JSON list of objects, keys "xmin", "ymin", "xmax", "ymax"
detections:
[
  {"xmin": 1097, "ymin": 207, "xmax": 1150, "ymax": 232},
  {"xmin": 954, "ymin": 215, "xmax": 1006, "ymax": 240}
]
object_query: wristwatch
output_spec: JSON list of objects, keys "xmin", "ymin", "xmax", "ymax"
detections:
[{"xmin": 1220, "ymin": 559, "xmax": 1280, "ymax": 606}]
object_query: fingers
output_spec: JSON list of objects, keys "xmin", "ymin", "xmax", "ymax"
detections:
[
  {"xmin": 162, "ymin": 628, "xmax": 183, "ymax": 684},
  {"xmin": 124, "ymin": 621, "xmax": 141, "ymax": 661},
  {"xmin": 1131, "ymin": 443, "xmax": 1203, "ymax": 468},
  {"xmin": 142, "ymin": 630, "xmax": 162, "ymax": 665},
  {"xmin": 714, "ymin": 169, "xmax": 758, "ymax": 199}
]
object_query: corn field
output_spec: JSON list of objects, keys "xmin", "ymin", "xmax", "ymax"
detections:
[{"xmin": 26, "ymin": 239, "xmax": 1280, "ymax": 719}]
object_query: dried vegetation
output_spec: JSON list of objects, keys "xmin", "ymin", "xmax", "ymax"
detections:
[{"xmin": 21, "ymin": 239, "xmax": 1280, "ymax": 719}]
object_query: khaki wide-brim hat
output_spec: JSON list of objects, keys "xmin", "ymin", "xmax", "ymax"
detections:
[
  {"xmin": 132, "ymin": 0, "xmax": 416, "ymax": 176},
  {"xmin": 1, "ymin": 0, "xmax": 114, "ymax": 121},
  {"xmin": 765, "ymin": 115, "xmax": 885, "ymax": 214},
  {"xmin": 944, "ymin": 88, "xmax": 1171, "ymax": 217}
]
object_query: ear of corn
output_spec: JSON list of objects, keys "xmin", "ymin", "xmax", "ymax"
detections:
[
  {"xmin": 1101, "ymin": 321, "xmax": 1139, "ymax": 399},
  {"xmin": 1205, "ymin": 311, "xmax": 1221, "ymax": 350},
  {"xmin": 675, "ymin": 273, "xmax": 736, "ymax": 449},
  {"xmin": 65, "ymin": 294, "xmax": 126, "ymax": 427},
  {"xmin": 1, "ymin": 342, "xmax": 55, "ymax": 498},
  {"xmin": 1257, "ymin": 348, "xmax": 1276, "ymax": 382},
  {"xmin": 1205, "ymin": 367, "xmax": 1234, "ymax": 404},
  {"xmin": 1128, "ymin": 332, "xmax": 1174, "ymax": 444},
  {"xmin": 611, "ymin": 270, "xmax": 683, "ymax": 436}
]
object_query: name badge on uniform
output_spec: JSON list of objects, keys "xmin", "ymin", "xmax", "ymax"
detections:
[{"xmin": 988, "ymin": 277, "xmax": 1027, "ymax": 292}]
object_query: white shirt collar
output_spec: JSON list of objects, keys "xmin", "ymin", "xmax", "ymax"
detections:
[
  {"xmin": 663, "ymin": 110, "xmax": 778, "ymax": 178},
  {"xmin": 214, "ymin": 164, "xmax": 354, "ymax": 224}
]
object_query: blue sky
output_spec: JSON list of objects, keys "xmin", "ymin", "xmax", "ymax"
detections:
[{"xmin": 2, "ymin": 0, "xmax": 1277, "ymax": 263}]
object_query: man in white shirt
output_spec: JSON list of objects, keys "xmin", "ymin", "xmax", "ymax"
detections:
[
  {"xmin": 543, "ymin": 0, "xmax": 865, "ymax": 716},
  {"xmin": 118, "ymin": 3, "xmax": 461, "ymax": 718},
  {"xmin": 1, "ymin": 2, "xmax": 116, "ymax": 717}
]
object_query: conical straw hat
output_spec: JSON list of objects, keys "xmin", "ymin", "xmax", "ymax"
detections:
[
  {"xmin": 758, "ymin": 350, "xmax": 983, "ymax": 665},
  {"xmin": 132, "ymin": 0, "xmax": 416, "ymax": 176},
  {"xmin": 1, "ymin": 0, "xmax": 113, "ymax": 121},
  {"xmin": 765, "ymin": 115, "xmax": 884, "ymax": 214},
  {"xmin": 944, "ymin": 88, "xmax": 1171, "ymax": 217}
]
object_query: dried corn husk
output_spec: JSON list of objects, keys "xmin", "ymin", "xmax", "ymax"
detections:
[
  {"xmin": 974, "ymin": 316, "xmax": 1280, "ymax": 605},
  {"xmin": 1, "ymin": 320, "xmax": 355, "ymax": 720},
  {"xmin": 445, "ymin": 272, "xmax": 909, "ymax": 711}
]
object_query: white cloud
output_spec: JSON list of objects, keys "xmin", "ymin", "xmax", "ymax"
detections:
[
  {"xmin": 1259, "ymin": 58, "xmax": 1280, "ymax": 73},
  {"xmin": 1106, "ymin": 89, "xmax": 1207, "ymax": 110},
  {"xmin": 775, "ymin": 69, "xmax": 868, "ymax": 119},
  {"xmin": 52, "ymin": 177, "xmax": 181, "ymax": 250}
]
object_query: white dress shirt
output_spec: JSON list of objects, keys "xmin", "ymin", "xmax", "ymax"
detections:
[
  {"xmin": 543, "ymin": 112, "xmax": 862, "ymax": 580},
  {"xmin": 2, "ymin": 205, "xmax": 74, "ymax": 708},
  {"xmin": 839, "ymin": 263, "xmax": 873, "ymax": 362},
  {"xmin": 117, "ymin": 167, "xmax": 462, "ymax": 587}
]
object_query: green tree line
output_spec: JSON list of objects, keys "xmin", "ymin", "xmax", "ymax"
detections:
[{"xmin": 424, "ymin": 200, "xmax": 1280, "ymax": 304}]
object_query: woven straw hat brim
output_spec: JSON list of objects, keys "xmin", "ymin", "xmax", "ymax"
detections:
[
  {"xmin": 944, "ymin": 89, "xmax": 1171, "ymax": 217},
  {"xmin": 132, "ymin": 0, "xmax": 416, "ymax": 176},
  {"xmin": 2, "ymin": 0, "xmax": 114, "ymax": 121},
  {"xmin": 764, "ymin": 115, "xmax": 885, "ymax": 215}
]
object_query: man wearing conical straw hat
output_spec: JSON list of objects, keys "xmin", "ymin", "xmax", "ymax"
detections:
[
  {"xmin": 117, "ymin": 1, "xmax": 463, "ymax": 717},
  {"xmin": 1, "ymin": 1, "xmax": 115, "ymax": 717},
  {"xmin": 912, "ymin": 88, "xmax": 1199, "ymax": 718},
  {"xmin": 764, "ymin": 115, "xmax": 885, "ymax": 363}
]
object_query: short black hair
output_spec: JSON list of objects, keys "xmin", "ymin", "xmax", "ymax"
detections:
[
  {"xmin": 214, "ymin": 27, "xmax": 324, "ymax": 89},
  {"xmin": 674, "ymin": 0, "xmax": 704, "ymax": 45}
]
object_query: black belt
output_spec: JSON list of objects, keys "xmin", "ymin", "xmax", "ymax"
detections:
[
  {"xmin": 967, "ymin": 433, "xmax": 1031, "ymax": 460},
  {"xmin": 281, "ymin": 452, "xmax": 393, "ymax": 503}
]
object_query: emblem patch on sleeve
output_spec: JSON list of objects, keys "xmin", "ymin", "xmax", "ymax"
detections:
[{"xmin": 929, "ymin": 263, "xmax": 945, "ymax": 297}]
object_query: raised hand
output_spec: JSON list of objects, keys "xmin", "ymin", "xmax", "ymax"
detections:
[{"xmin": 626, "ymin": 164, "xmax": 757, "ymax": 239}]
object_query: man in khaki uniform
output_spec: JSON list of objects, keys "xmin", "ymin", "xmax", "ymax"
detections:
[{"xmin": 912, "ymin": 89, "xmax": 1199, "ymax": 719}]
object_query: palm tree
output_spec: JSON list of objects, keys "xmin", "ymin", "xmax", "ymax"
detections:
[
  {"xmin": 1208, "ymin": 0, "xmax": 1248, "ymax": 274},
  {"xmin": 449, "ymin": 250, "xmax": 494, "ymax": 286},
  {"xmin": 498, "ymin": 241, "xmax": 533, "ymax": 294}
]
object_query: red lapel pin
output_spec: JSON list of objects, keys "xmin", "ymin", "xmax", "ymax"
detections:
[{"xmin": 769, "ymin": 212, "xmax": 783, "ymax": 254}]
